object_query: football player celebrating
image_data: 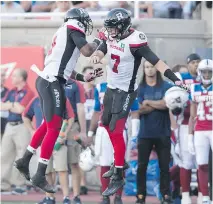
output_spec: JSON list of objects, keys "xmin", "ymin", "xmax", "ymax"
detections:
[
  {"xmin": 188, "ymin": 59, "xmax": 213, "ymax": 204},
  {"xmin": 91, "ymin": 8, "xmax": 184, "ymax": 196},
  {"xmin": 86, "ymin": 82, "xmax": 139, "ymax": 204},
  {"xmin": 14, "ymin": 8, "xmax": 103, "ymax": 193}
]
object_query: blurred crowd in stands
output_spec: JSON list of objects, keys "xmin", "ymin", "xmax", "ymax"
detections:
[{"xmin": 1, "ymin": 1, "xmax": 212, "ymax": 19}]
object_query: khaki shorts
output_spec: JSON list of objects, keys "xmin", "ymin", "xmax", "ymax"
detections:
[
  {"xmin": 46, "ymin": 145, "xmax": 68, "ymax": 174},
  {"xmin": 67, "ymin": 122, "xmax": 81, "ymax": 166}
]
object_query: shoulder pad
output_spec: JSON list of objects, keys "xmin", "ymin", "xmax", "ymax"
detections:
[
  {"xmin": 129, "ymin": 30, "xmax": 148, "ymax": 47},
  {"xmin": 66, "ymin": 19, "xmax": 85, "ymax": 34}
]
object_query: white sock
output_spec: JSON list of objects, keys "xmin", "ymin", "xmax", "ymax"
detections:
[
  {"xmin": 38, "ymin": 158, "xmax": 49, "ymax": 165},
  {"xmin": 182, "ymin": 192, "xmax": 190, "ymax": 199},
  {"xmin": 27, "ymin": 145, "xmax": 36, "ymax": 154}
]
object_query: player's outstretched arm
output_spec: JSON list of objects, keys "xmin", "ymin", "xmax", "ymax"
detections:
[
  {"xmin": 69, "ymin": 28, "xmax": 102, "ymax": 57},
  {"xmin": 80, "ymin": 39, "xmax": 102, "ymax": 57},
  {"xmin": 133, "ymin": 38, "xmax": 180, "ymax": 84}
]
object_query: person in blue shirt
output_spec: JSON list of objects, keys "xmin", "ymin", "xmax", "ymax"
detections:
[
  {"xmin": 136, "ymin": 60, "xmax": 173, "ymax": 204},
  {"xmin": 87, "ymin": 82, "xmax": 140, "ymax": 204}
]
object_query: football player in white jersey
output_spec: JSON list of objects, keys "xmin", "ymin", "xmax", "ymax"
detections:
[
  {"xmin": 91, "ymin": 8, "xmax": 185, "ymax": 196},
  {"xmin": 14, "ymin": 8, "xmax": 103, "ymax": 193},
  {"xmin": 188, "ymin": 59, "xmax": 213, "ymax": 204}
]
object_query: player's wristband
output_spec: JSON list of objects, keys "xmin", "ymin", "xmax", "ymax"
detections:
[
  {"xmin": 75, "ymin": 73, "xmax": 85, "ymax": 82},
  {"xmin": 88, "ymin": 131, "xmax": 94, "ymax": 137},
  {"xmin": 164, "ymin": 69, "xmax": 180, "ymax": 83}
]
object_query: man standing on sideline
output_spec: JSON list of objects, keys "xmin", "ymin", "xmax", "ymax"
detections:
[
  {"xmin": 23, "ymin": 96, "xmax": 74, "ymax": 204},
  {"xmin": 0, "ymin": 68, "xmax": 9, "ymax": 138},
  {"xmin": 136, "ymin": 61, "xmax": 173, "ymax": 204},
  {"xmin": 65, "ymin": 79, "xmax": 87, "ymax": 204},
  {"xmin": 0, "ymin": 68, "xmax": 34, "ymax": 195}
]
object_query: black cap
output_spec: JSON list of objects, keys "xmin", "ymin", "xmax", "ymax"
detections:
[{"xmin": 186, "ymin": 53, "xmax": 201, "ymax": 64}]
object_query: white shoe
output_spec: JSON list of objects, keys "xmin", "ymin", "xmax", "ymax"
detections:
[
  {"xmin": 202, "ymin": 201, "xmax": 211, "ymax": 204},
  {"xmin": 202, "ymin": 196, "xmax": 211, "ymax": 204}
]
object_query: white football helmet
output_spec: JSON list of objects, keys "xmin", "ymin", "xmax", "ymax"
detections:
[
  {"xmin": 165, "ymin": 86, "xmax": 189, "ymax": 115},
  {"xmin": 79, "ymin": 147, "xmax": 96, "ymax": 172},
  {"xmin": 197, "ymin": 59, "xmax": 213, "ymax": 85}
]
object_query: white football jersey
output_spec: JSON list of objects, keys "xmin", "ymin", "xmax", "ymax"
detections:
[
  {"xmin": 44, "ymin": 19, "xmax": 85, "ymax": 80},
  {"xmin": 105, "ymin": 30, "xmax": 148, "ymax": 92}
]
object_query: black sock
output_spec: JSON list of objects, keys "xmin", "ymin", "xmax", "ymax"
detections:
[
  {"xmin": 22, "ymin": 150, "xmax": 33, "ymax": 164},
  {"xmin": 114, "ymin": 167, "xmax": 123, "ymax": 178},
  {"xmin": 36, "ymin": 162, "xmax": 47, "ymax": 176}
]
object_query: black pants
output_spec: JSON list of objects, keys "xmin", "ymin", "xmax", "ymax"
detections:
[
  {"xmin": 209, "ymin": 148, "xmax": 212, "ymax": 200},
  {"xmin": 36, "ymin": 76, "xmax": 66, "ymax": 122},
  {"xmin": 102, "ymin": 88, "xmax": 137, "ymax": 131},
  {"xmin": 137, "ymin": 137, "xmax": 171, "ymax": 197}
]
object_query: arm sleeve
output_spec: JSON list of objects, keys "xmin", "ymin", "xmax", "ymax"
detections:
[
  {"xmin": 75, "ymin": 81, "xmax": 86, "ymax": 104},
  {"xmin": 23, "ymin": 99, "xmax": 35, "ymax": 120},
  {"xmin": 133, "ymin": 45, "xmax": 160, "ymax": 66},
  {"xmin": 68, "ymin": 28, "xmax": 88, "ymax": 50},
  {"xmin": 97, "ymin": 40, "xmax": 107, "ymax": 55},
  {"xmin": 94, "ymin": 88, "xmax": 101, "ymax": 112}
]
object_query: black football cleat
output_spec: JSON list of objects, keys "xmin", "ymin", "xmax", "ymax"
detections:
[
  {"xmin": 14, "ymin": 158, "xmax": 30, "ymax": 181},
  {"xmin": 102, "ymin": 168, "xmax": 125, "ymax": 197},
  {"xmin": 103, "ymin": 161, "xmax": 129, "ymax": 178},
  {"xmin": 30, "ymin": 174, "xmax": 56, "ymax": 193},
  {"xmin": 99, "ymin": 196, "xmax": 110, "ymax": 204},
  {"xmin": 114, "ymin": 195, "xmax": 123, "ymax": 204}
]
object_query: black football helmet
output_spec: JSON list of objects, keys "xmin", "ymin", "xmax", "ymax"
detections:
[
  {"xmin": 104, "ymin": 8, "xmax": 131, "ymax": 40},
  {"xmin": 64, "ymin": 8, "xmax": 93, "ymax": 35}
]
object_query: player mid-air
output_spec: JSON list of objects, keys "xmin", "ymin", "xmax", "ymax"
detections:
[
  {"xmin": 188, "ymin": 59, "xmax": 213, "ymax": 204},
  {"xmin": 14, "ymin": 8, "xmax": 103, "ymax": 193},
  {"xmin": 91, "ymin": 8, "xmax": 186, "ymax": 197}
]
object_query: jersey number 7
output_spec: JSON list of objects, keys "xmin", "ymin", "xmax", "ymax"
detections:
[{"xmin": 111, "ymin": 54, "xmax": 120, "ymax": 73}]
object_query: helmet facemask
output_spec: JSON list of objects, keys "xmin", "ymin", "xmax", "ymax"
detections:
[
  {"xmin": 104, "ymin": 18, "xmax": 131, "ymax": 41},
  {"xmin": 198, "ymin": 69, "xmax": 212, "ymax": 85},
  {"xmin": 82, "ymin": 16, "xmax": 93, "ymax": 36}
]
